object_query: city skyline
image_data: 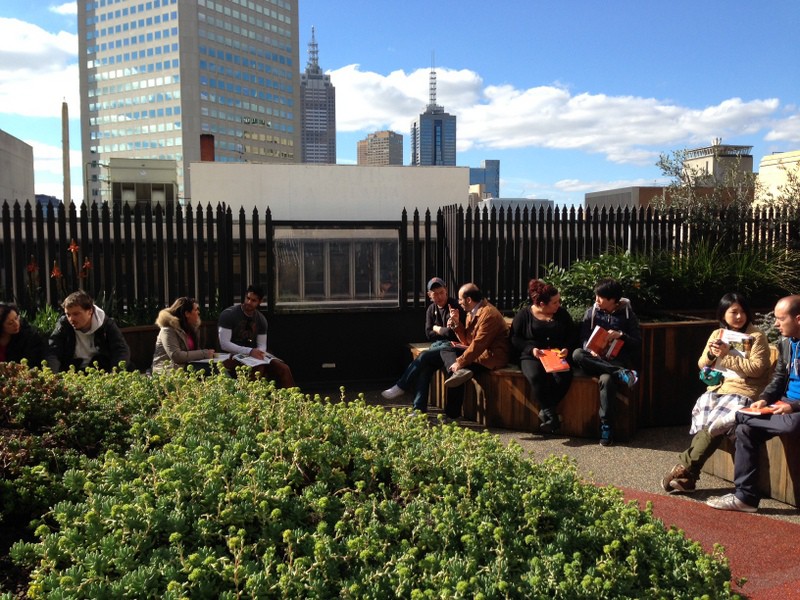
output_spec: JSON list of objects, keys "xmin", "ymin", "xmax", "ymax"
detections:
[{"xmin": 1, "ymin": 1, "xmax": 799, "ymax": 206}]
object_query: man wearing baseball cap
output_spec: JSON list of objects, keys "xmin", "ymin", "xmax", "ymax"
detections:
[
  {"xmin": 425, "ymin": 277, "xmax": 462, "ymax": 342},
  {"xmin": 381, "ymin": 277, "xmax": 465, "ymax": 414}
]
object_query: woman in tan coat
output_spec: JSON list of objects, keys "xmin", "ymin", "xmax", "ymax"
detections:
[
  {"xmin": 661, "ymin": 293, "xmax": 770, "ymax": 493},
  {"xmin": 151, "ymin": 297, "xmax": 216, "ymax": 374}
]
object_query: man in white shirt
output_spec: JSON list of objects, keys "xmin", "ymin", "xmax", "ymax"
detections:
[{"xmin": 218, "ymin": 284, "xmax": 295, "ymax": 388}]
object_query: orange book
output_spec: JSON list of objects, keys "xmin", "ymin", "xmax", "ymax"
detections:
[
  {"xmin": 585, "ymin": 325, "xmax": 624, "ymax": 359},
  {"xmin": 540, "ymin": 349, "xmax": 570, "ymax": 373},
  {"xmin": 738, "ymin": 400, "xmax": 791, "ymax": 416}
]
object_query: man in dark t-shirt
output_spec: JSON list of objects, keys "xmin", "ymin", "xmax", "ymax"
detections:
[{"xmin": 217, "ymin": 284, "xmax": 295, "ymax": 388}]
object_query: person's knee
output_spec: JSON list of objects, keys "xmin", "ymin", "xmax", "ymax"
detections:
[{"xmin": 784, "ymin": 414, "xmax": 800, "ymax": 434}]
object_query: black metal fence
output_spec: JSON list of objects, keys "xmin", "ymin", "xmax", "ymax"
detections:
[
  {"xmin": 1, "ymin": 200, "xmax": 796, "ymax": 316},
  {"xmin": 437, "ymin": 203, "xmax": 798, "ymax": 311}
]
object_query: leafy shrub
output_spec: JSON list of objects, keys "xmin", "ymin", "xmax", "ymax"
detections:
[
  {"xmin": 6, "ymin": 370, "xmax": 737, "ymax": 598},
  {"xmin": 648, "ymin": 241, "xmax": 800, "ymax": 310},
  {"xmin": 754, "ymin": 311, "xmax": 780, "ymax": 344},
  {"xmin": 20, "ymin": 304, "xmax": 61, "ymax": 339},
  {"xmin": 542, "ymin": 251, "xmax": 659, "ymax": 312},
  {"xmin": 0, "ymin": 364, "xmax": 162, "ymax": 525}
]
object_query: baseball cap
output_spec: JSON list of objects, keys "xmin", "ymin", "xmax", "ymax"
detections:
[{"xmin": 427, "ymin": 277, "xmax": 446, "ymax": 291}]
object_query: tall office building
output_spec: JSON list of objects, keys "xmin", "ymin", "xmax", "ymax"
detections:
[
  {"xmin": 78, "ymin": 0, "xmax": 300, "ymax": 204},
  {"xmin": 469, "ymin": 159, "xmax": 500, "ymax": 198},
  {"xmin": 410, "ymin": 67, "xmax": 456, "ymax": 166},
  {"xmin": 300, "ymin": 26, "xmax": 336, "ymax": 163},
  {"xmin": 357, "ymin": 130, "xmax": 403, "ymax": 166}
]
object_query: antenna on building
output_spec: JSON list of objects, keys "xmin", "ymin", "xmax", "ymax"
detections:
[
  {"xmin": 307, "ymin": 26, "xmax": 319, "ymax": 73},
  {"xmin": 428, "ymin": 51, "xmax": 438, "ymax": 110}
]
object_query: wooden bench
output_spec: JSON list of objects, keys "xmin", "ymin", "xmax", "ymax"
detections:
[{"xmin": 409, "ymin": 343, "xmax": 638, "ymax": 441}]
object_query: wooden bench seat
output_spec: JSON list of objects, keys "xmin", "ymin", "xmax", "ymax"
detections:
[
  {"xmin": 409, "ymin": 343, "xmax": 638, "ymax": 441},
  {"xmin": 701, "ymin": 434, "xmax": 800, "ymax": 508}
]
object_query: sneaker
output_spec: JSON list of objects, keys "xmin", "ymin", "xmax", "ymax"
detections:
[
  {"xmin": 407, "ymin": 409, "xmax": 425, "ymax": 418},
  {"xmin": 599, "ymin": 422, "xmax": 613, "ymax": 446},
  {"xmin": 661, "ymin": 464, "xmax": 691, "ymax": 492},
  {"xmin": 444, "ymin": 368, "xmax": 474, "ymax": 388},
  {"xmin": 539, "ymin": 414, "xmax": 561, "ymax": 434},
  {"xmin": 708, "ymin": 412, "xmax": 738, "ymax": 437},
  {"xmin": 381, "ymin": 385, "xmax": 405, "ymax": 400},
  {"xmin": 706, "ymin": 493, "xmax": 757, "ymax": 513},
  {"xmin": 617, "ymin": 369, "xmax": 639, "ymax": 389}
]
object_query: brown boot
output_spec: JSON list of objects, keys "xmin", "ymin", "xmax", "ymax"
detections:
[
  {"xmin": 669, "ymin": 476, "xmax": 697, "ymax": 493},
  {"xmin": 661, "ymin": 464, "xmax": 692, "ymax": 492}
]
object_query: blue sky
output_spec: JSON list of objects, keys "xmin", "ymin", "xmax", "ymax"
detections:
[{"xmin": 1, "ymin": 0, "xmax": 798, "ymax": 205}]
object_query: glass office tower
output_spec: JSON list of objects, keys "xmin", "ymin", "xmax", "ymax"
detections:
[
  {"xmin": 78, "ymin": 0, "xmax": 300, "ymax": 204},
  {"xmin": 410, "ymin": 67, "xmax": 456, "ymax": 166}
]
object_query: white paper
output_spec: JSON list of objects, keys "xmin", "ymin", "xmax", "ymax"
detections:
[{"xmin": 234, "ymin": 353, "xmax": 274, "ymax": 366}]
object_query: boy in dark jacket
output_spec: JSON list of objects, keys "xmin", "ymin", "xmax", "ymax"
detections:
[
  {"xmin": 572, "ymin": 278, "xmax": 641, "ymax": 446},
  {"xmin": 47, "ymin": 291, "xmax": 131, "ymax": 372}
]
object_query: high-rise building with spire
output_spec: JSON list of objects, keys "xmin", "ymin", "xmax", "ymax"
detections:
[
  {"xmin": 77, "ymin": 0, "xmax": 300, "ymax": 204},
  {"xmin": 301, "ymin": 27, "xmax": 336, "ymax": 164},
  {"xmin": 410, "ymin": 65, "xmax": 456, "ymax": 166}
]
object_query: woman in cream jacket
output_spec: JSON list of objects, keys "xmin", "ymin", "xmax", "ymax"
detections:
[{"xmin": 151, "ymin": 297, "xmax": 215, "ymax": 373}]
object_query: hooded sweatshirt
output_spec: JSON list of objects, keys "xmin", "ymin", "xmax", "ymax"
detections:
[
  {"xmin": 73, "ymin": 304, "xmax": 107, "ymax": 367},
  {"xmin": 577, "ymin": 297, "xmax": 642, "ymax": 364}
]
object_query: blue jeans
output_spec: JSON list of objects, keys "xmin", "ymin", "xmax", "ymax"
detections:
[
  {"xmin": 396, "ymin": 348, "xmax": 445, "ymax": 412},
  {"xmin": 733, "ymin": 410, "xmax": 800, "ymax": 507},
  {"xmin": 572, "ymin": 348, "xmax": 628, "ymax": 421}
]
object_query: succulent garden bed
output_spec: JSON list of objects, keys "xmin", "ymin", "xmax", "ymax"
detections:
[{"xmin": 0, "ymin": 365, "xmax": 739, "ymax": 598}]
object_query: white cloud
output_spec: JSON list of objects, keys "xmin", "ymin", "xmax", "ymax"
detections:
[
  {"xmin": 0, "ymin": 17, "xmax": 79, "ymax": 118},
  {"xmin": 329, "ymin": 64, "xmax": 788, "ymax": 167},
  {"xmin": 765, "ymin": 115, "xmax": 800, "ymax": 143},
  {"xmin": 50, "ymin": 2, "xmax": 77, "ymax": 16}
]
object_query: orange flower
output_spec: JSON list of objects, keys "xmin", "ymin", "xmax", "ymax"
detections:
[
  {"xmin": 26, "ymin": 257, "xmax": 38, "ymax": 273},
  {"xmin": 68, "ymin": 239, "xmax": 80, "ymax": 254},
  {"xmin": 51, "ymin": 261, "xmax": 63, "ymax": 279}
]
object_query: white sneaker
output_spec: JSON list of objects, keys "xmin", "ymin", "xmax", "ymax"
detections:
[
  {"xmin": 706, "ymin": 493, "xmax": 757, "ymax": 513},
  {"xmin": 444, "ymin": 368, "xmax": 474, "ymax": 388},
  {"xmin": 381, "ymin": 385, "xmax": 405, "ymax": 400},
  {"xmin": 708, "ymin": 412, "xmax": 738, "ymax": 437}
]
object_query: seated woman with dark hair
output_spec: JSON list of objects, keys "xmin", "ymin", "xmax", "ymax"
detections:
[
  {"xmin": 511, "ymin": 279, "xmax": 578, "ymax": 434},
  {"xmin": 151, "ymin": 297, "xmax": 217, "ymax": 374},
  {"xmin": 0, "ymin": 302, "xmax": 47, "ymax": 366},
  {"xmin": 661, "ymin": 292, "xmax": 770, "ymax": 494}
]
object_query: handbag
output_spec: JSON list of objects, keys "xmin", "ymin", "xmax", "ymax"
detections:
[{"xmin": 699, "ymin": 366, "xmax": 723, "ymax": 386}]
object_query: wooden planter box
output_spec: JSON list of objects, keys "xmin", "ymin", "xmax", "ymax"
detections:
[{"xmin": 637, "ymin": 319, "xmax": 716, "ymax": 427}]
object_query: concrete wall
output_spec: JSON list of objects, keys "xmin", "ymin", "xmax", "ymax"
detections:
[
  {"xmin": 758, "ymin": 150, "xmax": 800, "ymax": 201},
  {"xmin": 188, "ymin": 162, "xmax": 469, "ymax": 220},
  {"xmin": 585, "ymin": 186, "xmax": 667, "ymax": 210},
  {"xmin": 0, "ymin": 129, "xmax": 35, "ymax": 203}
]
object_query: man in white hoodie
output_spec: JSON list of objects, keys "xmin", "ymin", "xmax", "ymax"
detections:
[{"xmin": 47, "ymin": 291, "xmax": 130, "ymax": 372}]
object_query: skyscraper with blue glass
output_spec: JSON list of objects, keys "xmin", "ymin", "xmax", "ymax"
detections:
[
  {"xmin": 410, "ymin": 68, "xmax": 456, "ymax": 166},
  {"xmin": 78, "ymin": 0, "xmax": 300, "ymax": 204}
]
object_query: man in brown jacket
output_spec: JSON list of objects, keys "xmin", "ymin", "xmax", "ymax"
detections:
[{"xmin": 440, "ymin": 283, "xmax": 510, "ymax": 416}]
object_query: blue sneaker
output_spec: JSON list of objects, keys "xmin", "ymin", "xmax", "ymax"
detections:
[
  {"xmin": 599, "ymin": 422, "xmax": 613, "ymax": 446},
  {"xmin": 617, "ymin": 369, "xmax": 638, "ymax": 389}
]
